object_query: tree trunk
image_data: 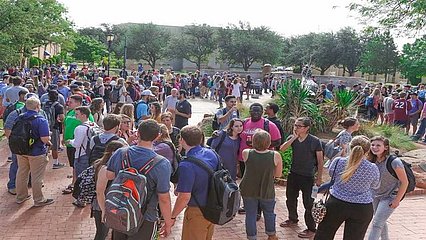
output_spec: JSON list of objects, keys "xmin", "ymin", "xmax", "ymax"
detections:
[
  {"xmin": 342, "ymin": 66, "xmax": 346, "ymax": 76},
  {"xmin": 320, "ymin": 69, "xmax": 326, "ymax": 75},
  {"xmin": 384, "ymin": 72, "xmax": 388, "ymax": 84},
  {"xmin": 197, "ymin": 58, "xmax": 201, "ymax": 71}
]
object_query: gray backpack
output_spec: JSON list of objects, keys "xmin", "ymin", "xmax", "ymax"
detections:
[
  {"xmin": 185, "ymin": 155, "xmax": 241, "ymax": 225},
  {"xmin": 104, "ymin": 148, "xmax": 163, "ymax": 235}
]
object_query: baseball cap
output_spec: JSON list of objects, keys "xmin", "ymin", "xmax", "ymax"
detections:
[
  {"xmin": 24, "ymin": 92, "xmax": 38, "ymax": 100},
  {"xmin": 141, "ymin": 90, "xmax": 155, "ymax": 97},
  {"xmin": 48, "ymin": 84, "xmax": 58, "ymax": 90}
]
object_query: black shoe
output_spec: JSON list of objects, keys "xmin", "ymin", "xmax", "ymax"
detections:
[{"xmin": 256, "ymin": 214, "xmax": 261, "ymax": 221}]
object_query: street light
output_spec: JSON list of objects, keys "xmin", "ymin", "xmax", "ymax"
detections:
[
  {"xmin": 123, "ymin": 36, "xmax": 127, "ymax": 76},
  {"xmin": 107, "ymin": 33, "xmax": 114, "ymax": 76}
]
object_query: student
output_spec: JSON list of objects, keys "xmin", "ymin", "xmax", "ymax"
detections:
[
  {"xmin": 368, "ymin": 136, "xmax": 409, "ymax": 240},
  {"xmin": 14, "ymin": 97, "xmax": 54, "ymax": 207},
  {"xmin": 102, "ymin": 119, "xmax": 173, "ymax": 239},
  {"xmin": 215, "ymin": 95, "xmax": 240, "ymax": 130},
  {"xmin": 240, "ymin": 130, "xmax": 282, "ymax": 240},
  {"xmin": 174, "ymin": 90, "xmax": 192, "ymax": 129},
  {"xmin": 171, "ymin": 125, "xmax": 220, "ymax": 239},
  {"xmin": 92, "ymin": 140, "xmax": 126, "ymax": 240},
  {"xmin": 315, "ymin": 136, "xmax": 380, "ymax": 240},
  {"xmin": 210, "ymin": 118, "xmax": 243, "ymax": 181},
  {"xmin": 161, "ymin": 112, "xmax": 180, "ymax": 147},
  {"xmin": 279, "ymin": 117, "xmax": 323, "ymax": 238}
]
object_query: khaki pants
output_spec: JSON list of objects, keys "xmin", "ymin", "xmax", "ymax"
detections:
[
  {"xmin": 16, "ymin": 154, "xmax": 49, "ymax": 204},
  {"xmin": 182, "ymin": 207, "xmax": 214, "ymax": 240}
]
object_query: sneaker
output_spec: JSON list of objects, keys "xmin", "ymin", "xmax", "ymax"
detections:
[
  {"xmin": 268, "ymin": 235, "xmax": 279, "ymax": 240},
  {"xmin": 280, "ymin": 219, "xmax": 298, "ymax": 227},
  {"xmin": 256, "ymin": 213, "xmax": 261, "ymax": 221},
  {"xmin": 34, "ymin": 198, "xmax": 54, "ymax": 207},
  {"xmin": 7, "ymin": 157, "xmax": 12, "ymax": 162},
  {"xmin": 16, "ymin": 195, "xmax": 32, "ymax": 204},
  {"xmin": 298, "ymin": 229, "xmax": 315, "ymax": 238},
  {"xmin": 52, "ymin": 163, "xmax": 66, "ymax": 169},
  {"xmin": 8, "ymin": 188, "xmax": 16, "ymax": 195}
]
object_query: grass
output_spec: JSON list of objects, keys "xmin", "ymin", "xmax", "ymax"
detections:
[{"xmin": 357, "ymin": 123, "xmax": 416, "ymax": 151}]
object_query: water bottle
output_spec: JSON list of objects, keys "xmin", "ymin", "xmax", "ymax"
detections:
[{"xmin": 311, "ymin": 185, "xmax": 319, "ymax": 199}]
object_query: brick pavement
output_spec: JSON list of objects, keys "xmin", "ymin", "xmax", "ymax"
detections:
[{"xmin": 1, "ymin": 95, "xmax": 426, "ymax": 240}]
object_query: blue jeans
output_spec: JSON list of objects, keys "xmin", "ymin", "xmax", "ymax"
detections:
[
  {"xmin": 7, "ymin": 154, "xmax": 18, "ymax": 190},
  {"xmin": 74, "ymin": 154, "xmax": 89, "ymax": 177},
  {"xmin": 243, "ymin": 198, "xmax": 276, "ymax": 240},
  {"xmin": 368, "ymin": 197, "xmax": 395, "ymax": 240},
  {"xmin": 414, "ymin": 118, "xmax": 426, "ymax": 140}
]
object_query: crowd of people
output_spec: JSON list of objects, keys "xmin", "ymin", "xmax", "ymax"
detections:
[{"xmin": 0, "ymin": 65, "xmax": 412, "ymax": 240}]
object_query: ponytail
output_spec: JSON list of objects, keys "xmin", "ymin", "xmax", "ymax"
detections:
[{"xmin": 341, "ymin": 145, "xmax": 365, "ymax": 182}]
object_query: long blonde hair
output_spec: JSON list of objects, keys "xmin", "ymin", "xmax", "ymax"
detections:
[{"xmin": 341, "ymin": 135, "xmax": 371, "ymax": 182}]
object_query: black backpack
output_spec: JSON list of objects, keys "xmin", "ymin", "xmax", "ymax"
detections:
[
  {"xmin": 212, "ymin": 108, "xmax": 240, "ymax": 131},
  {"xmin": 3, "ymin": 101, "xmax": 19, "ymax": 121},
  {"xmin": 184, "ymin": 155, "xmax": 241, "ymax": 225},
  {"xmin": 42, "ymin": 101, "xmax": 59, "ymax": 131},
  {"xmin": 88, "ymin": 135, "xmax": 120, "ymax": 165},
  {"xmin": 386, "ymin": 155, "xmax": 416, "ymax": 195},
  {"xmin": 158, "ymin": 141, "xmax": 181, "ymax": 183},
  {"xmin": 9, "ymin": 113, "xmax": 41, "ymax": 155}
]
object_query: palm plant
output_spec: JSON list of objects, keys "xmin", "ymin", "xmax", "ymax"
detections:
[
  {"xmin": 320, "ymin": 90, "xmax": 359, "ymax": 132},
  {"xmin": 276, "ymin": 79, "xmax": 326, "ymax": 133}
]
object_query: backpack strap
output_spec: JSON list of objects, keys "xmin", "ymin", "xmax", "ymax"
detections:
[
  {"xmin": 386, "ymin": 155, "xmax": 398, "ymax": 179},
  {"xmin": 214, "ymin": 131, "xmax": 227, "ymax": 153}
]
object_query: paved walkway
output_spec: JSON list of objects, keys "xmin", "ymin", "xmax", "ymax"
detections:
[{"xmin": 1, "ymin": 94, "xmax": 425, "ymax": 240}]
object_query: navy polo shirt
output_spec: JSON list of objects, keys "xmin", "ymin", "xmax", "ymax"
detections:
[
  {"xmin": 20, "ymin": 110, "xmax": 50, "ymax": 156},
  {"xmin": 176, "ymin": 145, "xmax": 219, "ymax": 207}
]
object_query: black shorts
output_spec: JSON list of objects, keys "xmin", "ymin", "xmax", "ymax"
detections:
[
  {"xmin": 394, "ymin": 120, "xmax": 407, "ymax": 128},
  {"xmin": 66, "ymin": 147, "xmax": 76, "ymax": 168}
]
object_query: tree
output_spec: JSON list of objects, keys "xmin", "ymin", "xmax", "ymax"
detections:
[
  {"xmin": 280, "ymin": 33, "xmax": 319, "ymax": 72},
  {"xmin": 127, "ymin": 23, "xmax": 170, "ymax": 69},
  {"xmin": 313, "ymin": 32, "xmax": 341, "ymax": 75},
  {"xmin": 0, "ymin": 0, "xmax": 74, "ymax": 66},
  {"xmin": 168, "ymin": 24, "xmax": 216, "ymax": 71},
  {"xmin": 400, "ymin": 36, "xmax": 426, "ymax": 84},
  {"xmin": 349, "ymin": 0, "xmax": 426, "ymax": 34},
  {"xmin": 217, "ymin": 22, "xmax": 283, "ymax": 71},
  {"xmin": 360, "ymin": 31, "xmax": 399, "ymax": 82},
  {"xmin": 72, "ymin": 36, "xmax": 108, "ymax": 65},
  {"xmin": 336, "ymin": 27, "xmax": 363, "ymax": 76}
]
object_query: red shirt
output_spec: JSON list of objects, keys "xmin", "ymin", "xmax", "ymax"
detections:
[{"xmin": 392, "ymin": 99, "xmax": 412, "ymax": 121}]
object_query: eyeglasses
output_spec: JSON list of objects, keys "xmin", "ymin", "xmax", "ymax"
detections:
[{"xmin": 294, "ymin": 124, "xmax": 307, "ymax": 128}]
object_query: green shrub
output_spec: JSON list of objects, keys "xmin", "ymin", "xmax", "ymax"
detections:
[
  {"xmin": 279, "ymin": 148, "xmax": 292, "ymax": 178},
  {"xmin": 357, "ymin": 123, "xmax": 416, "ymax": 151}
]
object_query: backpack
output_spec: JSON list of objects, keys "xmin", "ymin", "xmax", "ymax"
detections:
[
  {"xmin": 9, "ymin": 113, "xmax": 41, "ymax": 155},
  {"xmin": 133, "ymin": 100, "xmax": 149, "ymax": 123},
  {"xmin": 42, "ymin": 101, "xmax": 59, "ymax": 130},
  {"xmin": 212, "ymin": 108, "xmax": 240, "ymax": 131},
  {"xmin": 72, "ymin": 165, "xmax": 96, "ymax": 204},
  {"xmin": 110, "ymin": 86, "xmax": 122, "ymax": 103},
  {"xmin": 93, "ymin": 85, "xmax": 102, "ymax": 98},
  {"xmin": 365, "ymin": 96, "xmax": 374, "ymax": 107},
  {"xmin": 88, "ymin": 135, "xmax": 120, "ymax": 165},
  {"xmin": 78, "ymin": 122, "xmax": 103, "ymax": 158},
  {"xmin": 386, "ymin": 155, "xmax": 416, "ymax": 195},
  {"xmin": 3, "ymin": 101, "xmax": 19, "ymax": 121},
  {"xmin": 206, "ymin": 130, "xmax": 227, "ymax": 153},
  {"xmin": 184, "ymin": 155, "xmax": 241, "ymax": 225},
  {"xmin": 104, "ymin": 148, "xmax": 163, "ymax": 235},
  {"xmin": 158, "ymin": 141, "xmax": 181, "ymax": 184}
]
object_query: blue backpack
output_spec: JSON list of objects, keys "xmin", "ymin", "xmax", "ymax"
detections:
[{"xmin": 365, "ymin": 96, "xmax": 374, "ymax": 107}]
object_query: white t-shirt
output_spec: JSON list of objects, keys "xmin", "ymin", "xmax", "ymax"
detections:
[{"xmin": 232, "ymin": 83, "xmax": 241, "ymax": 97}]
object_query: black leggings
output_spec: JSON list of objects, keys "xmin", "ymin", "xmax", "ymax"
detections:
[
  {"xmin": 93, "ymin": 210, "xmax": 109, "ymax": 240},
  {"xmin": 314, "ymin": 195, "xmax": 374, "ymax": 240}
]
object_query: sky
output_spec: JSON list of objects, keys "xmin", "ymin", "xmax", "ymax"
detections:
[{"xmin": 58, "ymin": 0, "xmax": 412, "ymax": 48}]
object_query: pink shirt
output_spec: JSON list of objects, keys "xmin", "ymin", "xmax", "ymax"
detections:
[{"xmin": 239, "ymin": 118, "xmax": 281, "ymax": 161}]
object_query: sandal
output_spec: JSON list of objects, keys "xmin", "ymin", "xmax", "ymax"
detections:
[{"xmin": 62, "ymin": 185, "xmax": 73, "ymax": 194}]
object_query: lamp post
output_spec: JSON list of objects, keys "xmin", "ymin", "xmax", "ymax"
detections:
[
  {"xmin": 106, "ymin": 33, "xmax": 114, "ymax": 76},
  {"xmin": 123, "ymin": 36, "xmax": 127, "ymax": 76}
]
